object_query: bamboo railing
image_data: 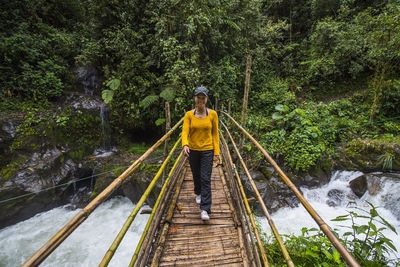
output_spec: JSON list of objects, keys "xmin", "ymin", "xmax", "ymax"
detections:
[
  {"xmin": 221, "ymin": 121, "xmax": 294, "ymax": 267},
  {"xmin": 22, "ymin": 117, "xmax": 184, "ymax": 267},
  {"xmin": 221, "ymin": 111, "xmax": 361, "ymax": 267},
  {"xmin": 219, "ymin": 131, "xmax": 262, "ymax": 267},
  {"xmin": 219, "ymin": 131, "xmax": 268, "ymax": 266},
  {"xmin": 129, "ymin": 151, "xmax": 184, "ymax": 266},
  {"xmin": 99, "ymin": 137, "xmax": 182, "ymax": 266}
]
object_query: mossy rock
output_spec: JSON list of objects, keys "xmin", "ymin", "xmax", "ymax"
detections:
[{"xmin": 336, "ymin": 138, "xmax": 400, "ymax": 172}]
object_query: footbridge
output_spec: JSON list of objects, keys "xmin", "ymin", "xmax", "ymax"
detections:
[{"xmin": 22, "ymin": 112, "xmax": 361, "ymax": 267}]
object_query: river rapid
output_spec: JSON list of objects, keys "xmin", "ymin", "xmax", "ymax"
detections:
[
  {"xmin": 0, "ymin": 171, "xmax": 399, "ymax": 266},
  {"xmin": 258, "ymin": 170, "xmax": 400, "ymax": 263},
  {"xmin": 0, "ymin": 197, "xmax": 149, "ymax": 266}
]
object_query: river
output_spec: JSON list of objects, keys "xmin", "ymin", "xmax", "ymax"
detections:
[
  {"xmin": 0, "ymin": 171, "xmax": 399, "ymax": 266},
  {"xmin": 258, "ymin": 170, "xmax": 400, "ymax": 263}
]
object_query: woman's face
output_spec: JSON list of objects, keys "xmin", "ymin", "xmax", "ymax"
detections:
[{"xmin": 194, "ymin": 94, "xmax": 207, "ymax": 107}]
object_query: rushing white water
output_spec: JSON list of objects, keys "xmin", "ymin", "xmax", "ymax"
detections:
[
  {"xmin": 0, "ymin": 197, "xmax": 149, "ymax": 267},
  {"xmin": 258, "ymin": 170, "xmax": 400, "ymax": 262},
  {"xmin": 1, "ymin": 171, "xmax": 399, "ymax": 266}
]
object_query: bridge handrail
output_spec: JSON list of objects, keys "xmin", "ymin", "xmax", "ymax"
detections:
[
  {"xmin": 221, "ymin": 121, "xmax": 293, "ymax": 267},
  {"xmin": 130, "ymin": 151, "xmax": 184, "ymax": 266},
  {"xmin": 22, "ymin": 117, "xmax": 184, "ymax": 267},
  {"xmin": 219, "ymin": 129, "xmax": 269, "ymax": 266},
  {"xmin": 100, "ymin": 137, "xmax": 183, "ymax": 266},
  {"xmin": 221, "ymin": 111, "xmax": 360, "ymax": 267}
]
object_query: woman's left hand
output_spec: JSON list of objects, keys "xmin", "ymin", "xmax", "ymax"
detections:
[{"xmin": 213, "ymin": 155, "xmax": 220, "ymax": 162}]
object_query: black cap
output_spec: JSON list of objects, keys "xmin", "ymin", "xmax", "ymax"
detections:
[{"xmin": 194, "ymin": 86, "xmax": 208, "ymax": 97}]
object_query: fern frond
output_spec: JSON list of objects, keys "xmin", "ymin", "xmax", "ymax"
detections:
[
  {"xmin": 160, "ymin": 88, "xmax": 175, "ymax": 102},
  {"xmin": 140, "ymin": 95, "xmax": 159, "ymax": 108}
]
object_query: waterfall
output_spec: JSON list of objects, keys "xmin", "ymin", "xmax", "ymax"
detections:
[
  {"xmin": 74, "ymin": 65, "xmax": 100, "ymax": 96},
  {"xmin": 100, "ymin": 103, "xmax": 111, "ymax": 152}
]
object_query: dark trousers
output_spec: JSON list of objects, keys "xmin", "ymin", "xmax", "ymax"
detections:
[{"xmin": 189, "ymin": 149, "xmax": 213, "ymax": 213}]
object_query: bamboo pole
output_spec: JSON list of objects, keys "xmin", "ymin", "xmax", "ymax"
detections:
[
  {"xmin": 137, "ymin": 158, "xmax": 185, "ymax": 267},
  {"xmin": 239, "ymin": 55, "xmax": 252, "ymax": 149},
  {"xmin": 150, "ymin": 169, "xmax": 186, "ymax": 267},
  {"xmin": 221, "ymin": 111, "xmax": 361, "ymax": 267},
  {"xmin": 99, "ymin": 137, "xmax": 182, "ymax": 266},
  {"xmin": 219, "ymin": 132, "xmax": 269, "ymax": 267},
  {"xmin": 22, "ymin": 117, "xmax": 184, "ymax": 267},
  {"xmin": 129, "ymin": 151, "xmax": 184, "ymax": 266},
  {"xmin": 163, "ymin": 102, "xmax": 171, "ymax": 183},
  {"xmin": 219, "ymin": 133, "xmax": 260, "ymax": 267},
  {"xmin": 221, "ymin": 121, "xmax": 293, "ymax": 267}
]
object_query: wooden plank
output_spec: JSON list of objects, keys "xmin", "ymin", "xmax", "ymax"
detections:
[
  {"xmin": 171, "ymin": 217, "xmax": 235, "ymax": 225},
  {"xmin": 167, "ymin": 225, "xmax": 236, "ymax": 235},
  {"xmin": 171, "ymin": 210, "xmax": 232, "ymax": 215},
  {"xmin": 172, "ymin": 213, "xmax": 233, "ymax": 220},
  {"xmin": 163, "ymin": 246, "xmax": 240, "ymax": 257},
  {"xmin": 159, "ymin": 253, "xmax": 244, "ymax": 266},
  {"xmin": 166, "ymin": 232, "xmax": 236, "ymax": 242},
  {"xmin": 165, "ymin": 235, "xmax": 239, "ymax": 246},
  {"xmin": 160, "ymin": 251, "xmax": 241, "ymax": 262}
]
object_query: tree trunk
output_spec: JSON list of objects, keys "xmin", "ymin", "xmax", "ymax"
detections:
[
  {"xmin": 239, "ymin": 55, "xmax": 252, "ymax": 148},
  {"xmin": 369, "ymin": 63, "xmax": 387, "ymax": 121}
]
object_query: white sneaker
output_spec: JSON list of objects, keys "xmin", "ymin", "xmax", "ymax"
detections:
[
  {"xmin": 195, "ymin": 195, "xmax": 201, "ymax": 204},
  {"xmin": 201, "ymin": 210, "xmax": 210, "ymax": 220}
]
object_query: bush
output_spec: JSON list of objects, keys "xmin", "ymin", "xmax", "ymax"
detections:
[{"xmin": 261, "ymin": 203, "xmax": 398, "ymax": 266}]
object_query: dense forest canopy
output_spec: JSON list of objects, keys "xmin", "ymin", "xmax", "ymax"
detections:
[{"xmin": 1, "ymin": 0, "xmax": 400, "ymax": 171}]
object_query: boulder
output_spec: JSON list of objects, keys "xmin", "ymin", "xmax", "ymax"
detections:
[
  {"xmin": 326, "ymin": 189, "xmax": 345, "ymax": 207},
  {"xmin": 366, "ymin": 174, "xmax": 382, "ymax": 196},
  {"xmin": 336, "ymin": 138, "xmax": 400, "ymax": 172},
  {"xmin": 349, "ymin": 175, "xmax": 367, "ymax": 197}
]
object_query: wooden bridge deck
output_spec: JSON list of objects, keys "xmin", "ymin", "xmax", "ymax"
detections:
[{"xmin": 149, "ymin": 160, "xmax": 249, "ymax": 266}]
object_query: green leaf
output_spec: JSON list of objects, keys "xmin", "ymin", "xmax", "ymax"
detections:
[
  {"xmin": 379, "ymin": 215, "xmax": 397, "ymax": 234},
  {"xmin": 275, "ymin": 104, "xmax": 285, "ymax": 112},
  {"xmin": 160, "ymin": 88, "xmax": 175, "ymax": 102},
  {"xmin": 272, "ymin": 112, "xmax": 283, "ymax": 120},
  {"xmin": 322, "ymin": 250, "xmax": 333, "ymax": 260},
  {"xmin": 333, "ymin": 250, "xmax": 341, "ymax": 263},
  {"xmin": 140, "ymin": 95, "xmax": 159, "ymax": 108},
  {"xmin": 305, "ymin": 250, "xmax": 318, "ymax": 258},
  {"xmin": 106, "ymin": 78, "xmax": 120, "ymax": 91},
  {"xmin": 155, "ymin": 118, "xmax": 166, "ymax": 126},
  {"xmin": 102, "ymin": 90, "xmax": 114, "ymax": 104},
  {"xmin": 284, "ymin": 104, "xmax": 289, "ymax": 112}
]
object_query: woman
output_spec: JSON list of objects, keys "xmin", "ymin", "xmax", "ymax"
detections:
[{"xmin": 182, "ymin": 86, "xmax": 220, "ymax": 220}]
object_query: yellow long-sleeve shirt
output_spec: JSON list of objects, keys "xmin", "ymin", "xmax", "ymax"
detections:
[{"xmin": 182, "ymin": 109, "xmax": 220, "ymax": 156}]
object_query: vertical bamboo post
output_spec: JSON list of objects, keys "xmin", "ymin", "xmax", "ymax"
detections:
[
  {"xmin": 215, "ymin": 97, "xmax": 218, "ymax": 112},
  {"xmin": 239, "ymin": 55, "xmax": 252, "ymax": 149},
  {"xmin": 228, "ymin": 101, "xmax": 231, "ymax": 114}
]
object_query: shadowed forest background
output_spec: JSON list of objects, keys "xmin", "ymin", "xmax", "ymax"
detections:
[{"xmin": 1, "ymin": 0, "xmax": 400, "ymax": 172}]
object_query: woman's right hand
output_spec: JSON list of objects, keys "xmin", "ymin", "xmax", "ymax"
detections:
[{"xmin": 183, "ymin": 145, "xmax": 190, "ymax": 157}]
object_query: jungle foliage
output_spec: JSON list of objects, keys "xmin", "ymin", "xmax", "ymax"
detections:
[{"xmin": 1, "ymin": 0, "xmax": 400, "ymax": 171}]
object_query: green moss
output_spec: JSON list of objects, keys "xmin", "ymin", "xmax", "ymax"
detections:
[
  {"xmin": 342, "ymin": 136, "xmax": 400, "ymax": 171},
  {"xmin": 90, "ymin": 181, "xmax": 100, "ymax": 199},
  {"xmin": 259, "ymin": 165, "xmax": 272, "ymax": 180},
  {"xmin": 139, "ymin": 163, "xmax": 161, "ymax": 174},
  {"xmin": 0, "ymin": 156, "xmax": 27, "ymax": 182}
]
